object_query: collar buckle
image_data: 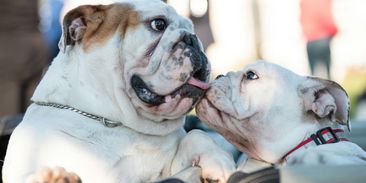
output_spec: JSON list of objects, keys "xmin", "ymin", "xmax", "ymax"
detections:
[
  {"xmin": 101, "ymin": 118, "xmax": 120, "ymax": 128},
  {"xmin": 282, "ymin": 127, "xmax": 347, "ymax": 161},
  {"xmin": 316, "ymin": 127, "xmax": 340, "ymax": 144}
]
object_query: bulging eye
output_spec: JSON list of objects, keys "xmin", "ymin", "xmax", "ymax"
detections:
[
  {"xmin": 150, "ymin": 18, "xmax": 167, "ymax": 32},
  {"xmin": 245, "ymin": 71, "xmax": 259, "ymax": 80}
]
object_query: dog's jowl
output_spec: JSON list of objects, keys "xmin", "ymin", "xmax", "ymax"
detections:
[{"xmin": 2, "ymin": 1, "xmax": 235, "ymax": 183}]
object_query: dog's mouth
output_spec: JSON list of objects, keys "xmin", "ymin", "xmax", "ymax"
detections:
[
  {"xmin": 131, "ymin": 34, "xmax": 210, "ymax": 106},
  {"xmin": 131, "ymin": 71, "xmax": 209, "ymax": 106}
]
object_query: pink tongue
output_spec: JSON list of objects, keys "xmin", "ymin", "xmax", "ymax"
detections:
[{"xmin": 187, "ymin": 77, "xmax": 210, "ymax": 90}]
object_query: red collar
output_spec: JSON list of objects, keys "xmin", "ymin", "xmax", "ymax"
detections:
[{"xmin": 282, "ymin": 127, "xmax": 349, "ymax": 161}]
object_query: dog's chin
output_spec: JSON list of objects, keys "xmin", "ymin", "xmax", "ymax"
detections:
[
  {"xmin": 198, "ymin": 98, "xmax": 261, "ymax": 159},
  {"xmin": 196, "ymin": 98, "xmax": 220, "ymax": 125}
]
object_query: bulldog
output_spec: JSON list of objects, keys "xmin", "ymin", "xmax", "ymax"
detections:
[
  {"xmin": 2, "ymin": 1, "xmax": 235, "ymax": 182},
  {"xmin": 196, "ymin": 61, "xmax": 366, "ymax": 166}
]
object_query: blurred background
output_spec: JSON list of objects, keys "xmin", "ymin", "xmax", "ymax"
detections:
[
  {"xmin": 165, "ymin": 0, "xmax": 366, "ymax": 121},
  {"xmin": 35, "ymin": 0, "xmax": 366, "ymax": 120},
  {"xmin": 1, "ymin": 0, "xmax": 366, "ymax": 178}
]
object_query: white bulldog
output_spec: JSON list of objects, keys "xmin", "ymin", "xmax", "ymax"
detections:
[
  {"xmin": 197, "ymin": 61, "xmax": 366, "ymax": 166},
  {"xmin": 2, "ymin": 1, "xmax": 235, "ymax": 182}
]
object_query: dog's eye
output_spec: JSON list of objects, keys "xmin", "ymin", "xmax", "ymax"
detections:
[
  {"xmin": 245, "ymin": 71, "xmax": 259, "ymax": 80},
  {"xmin": 150, "ymin": 19, "xmax": 167, "ymax": 32}
]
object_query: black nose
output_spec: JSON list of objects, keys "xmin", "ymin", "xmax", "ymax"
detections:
[
  {"xmin": 215, "ymin": 74, "xmax": 225, "ymax": 80},
  {"xmin": 183, "ymin": 34, "xmax": 200, "ymax": 50},
  {"xmin": 182, "ymin": 33, "xmax": 210, "ymax": 83}
]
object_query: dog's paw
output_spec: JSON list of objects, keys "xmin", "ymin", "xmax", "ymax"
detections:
[
  {"xmin": 171, "ymin": 130, "xmax": 236, "ymax": 183},
  {"xmin": 169, "ymin": 166, "xmax": 202, "ymax": 183},
  {"xmin": 26, "ymin": 167, "xmax": 81, "ymax": 183},
  {"xmin": 194, "ymin": 153, "xmax": 235, "ymax": 183}
]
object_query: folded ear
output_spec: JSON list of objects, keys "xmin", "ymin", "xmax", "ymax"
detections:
[
  {"xmin": 301, "ymin": 77, "xmax": 350, "ymax": 130},
  {"xmin": 58, "ymin": 5, "xmax": 106, "ymax": 53}
]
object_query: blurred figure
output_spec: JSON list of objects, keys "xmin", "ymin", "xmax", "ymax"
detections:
[
  {"xmin": 40, "ymin": 0, "xmax": 64, "ymax": 62},
  {"xmin": 300, "ymin": 0, "xmax": 338, "ymax": 79},
  {"xmin": 188, "ymin": 0, "xmax": 214, "ymax": 51},
  {"xmin": 0, "ymin": 0, "xmax": 48, "ymax": 178},
  {"xmin": 0, "ymin": 0, "xmax": 48, "ymax": 120}
]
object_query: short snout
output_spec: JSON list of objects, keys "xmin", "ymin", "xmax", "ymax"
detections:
[
  {"xmin": 130, "ymin": 30, "xmax": 211, "ymax": 111},
  {"xmin": 182, "ymin": 34, "xmax": 201, "ymax": 50},
  {"xmin": 181, "ymin": 34, "xmax": 209, "ymax": 83}
]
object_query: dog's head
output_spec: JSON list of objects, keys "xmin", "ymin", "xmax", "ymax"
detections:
[
  {"xmin": 196, "ymin": 61, "xmax": 349, "ymax": 163},
  {"xmin": 46, "ymin": 0, "xmax": 210, "ymax": 135}
]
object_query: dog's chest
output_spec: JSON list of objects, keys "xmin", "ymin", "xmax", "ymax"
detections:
[
  {"xmin": 21, "ymin": 107, "xmax": 183, "ymax": 182},
  {"xmin": 59, "ymin": 125, "xmax": 181, "ymax": 182}
]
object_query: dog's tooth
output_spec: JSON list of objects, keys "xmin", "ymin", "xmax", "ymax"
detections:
[{"xmin": 165, "ymin": 95, "xmax": 172, "ymax": 102}]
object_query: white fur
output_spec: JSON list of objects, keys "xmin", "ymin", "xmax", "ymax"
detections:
[
  {"xmin": 197, "ymin": 61, "xmax": 366, "ymax": 168},
  {"xmin": 2, "ymin": 1, "xmax": 235, "ymax": 182}
]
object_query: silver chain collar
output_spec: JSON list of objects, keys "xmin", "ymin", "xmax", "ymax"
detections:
[{"xmin": 34, "ymin": 101, "xmax": 123, "ymax": 128}]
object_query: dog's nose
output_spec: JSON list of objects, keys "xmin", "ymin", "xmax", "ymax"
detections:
[
  {"xmin": 183, "ymin": 34, "xmax": 200, "ymax": 50},
  {"xmin": 182, "ymin": 33, "xmax": 210, "ymax": 83},
  {"xmin": 183, "ymin": 34, "xmax": 192, "ymax": 45},
  {"xmin": 215, "ymin": 74, "xmax": 225, "ymax": 80}
]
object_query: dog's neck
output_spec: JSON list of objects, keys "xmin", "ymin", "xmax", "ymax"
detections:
[
  {"xmin": 32, "ymin": 45, "xmax": 121, "ymax": 118},
  {"xmin": 32, "ymin": 42, "xmax": 185, "ymax": 136},
  {"xmin": 254, "ymin": 116, "xmax": 346, "ymax": 164},
  {"xmin": 282, "ymin": 126, "xmax": 348, "ymax": 162}
]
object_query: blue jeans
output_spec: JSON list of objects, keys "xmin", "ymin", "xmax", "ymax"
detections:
[{"xmin": 306, "ymin": 37, "xmax": 332, "ymax": 79}]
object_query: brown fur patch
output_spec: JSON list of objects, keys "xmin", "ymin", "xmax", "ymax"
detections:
[{"xmin": 63, "ymin": 3, "xmax": 140, "ymax": 50}]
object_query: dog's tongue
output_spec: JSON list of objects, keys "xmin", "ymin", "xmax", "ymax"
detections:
[{"xmin": 187, "ymin": 77, "xmax": 210, "ymax": 90}]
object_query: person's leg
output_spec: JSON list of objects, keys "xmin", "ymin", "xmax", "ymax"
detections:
[
  {"xmin": 306, "ymin": 37, "xmax": 332, "ymax": 79},
  {"xmin": 20, "ymin": 33, "xmax": 48, "ymax": 112},
  {"xmin": 306, "ymin": 41, "xmax": 316, "ymax": 76},
  {"xmin": 0, "ymin": 81, "xmax": 21, "ymax": 117},
  {"xmin": 323, "ymin": 37, "xmax": 332, "ymax": 79},
  {"xmin": 0, "ymin": 36, "xmax": 22, "ymax": 117},
  {"xmin": 0, "ymin": 33, "xmax": 46, "ymax": 116},
  {"xmin": 22, "ymin": 72, "xmax": 43, "ymax": 112}
]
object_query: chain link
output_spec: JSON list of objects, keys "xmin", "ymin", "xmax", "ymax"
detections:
[{"xmin": 34, "ymin": 101, "xmax": 122, "ymax": 128}]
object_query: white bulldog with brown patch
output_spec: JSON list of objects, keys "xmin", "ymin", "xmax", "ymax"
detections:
[
  {"xmin": 197, "ymin": 61, "xmax": 366, "ymax": 167},
  {"xmin": 2, "ymin": 1, "xmax": 235, "ymax": 182}
]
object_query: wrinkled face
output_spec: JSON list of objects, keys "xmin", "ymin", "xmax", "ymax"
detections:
[
  {"xmin": 196, "ymin": 61, "xmax": 304, "ymax": 158},
  {"xmin": 118, "ymin": 0, "xmax": 210, "ymax": 121},
  {"xmin": 61, "ymin": 0, "xmax": 210, "ymax": 130},
  {"xmin": 196, "ymin": 61, "xmax": 350, "ymax": 162},
  {"xmin": 198, "ymin": 61, "xmax": 299, "ymax": 118}
]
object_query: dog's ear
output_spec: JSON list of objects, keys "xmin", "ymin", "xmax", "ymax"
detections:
[
  {"xmin": 301, "ymin": 77, "xmax": 350, "ymax": 130},
  {"xmin": 59, "ymin": 5, "xmax": 106, "ymax": 53}
]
